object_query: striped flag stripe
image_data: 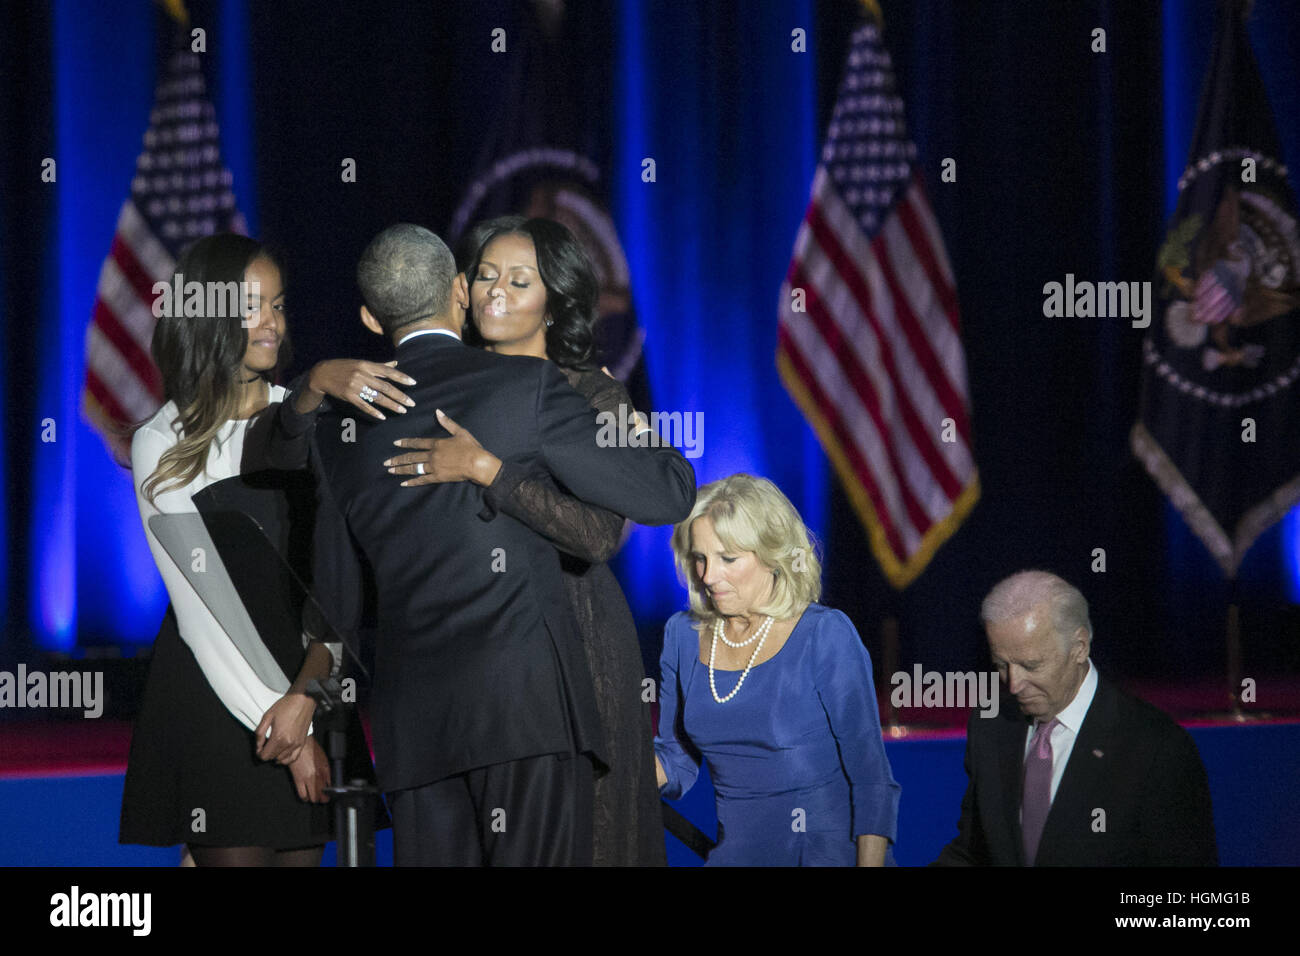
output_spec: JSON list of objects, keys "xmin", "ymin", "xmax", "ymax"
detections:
[
  {"xmin": 795, "ymin": 247, "xmax": 957, "ymax": 527},
  {"xmin": 883, "ymin": 197, "xmax": 969, "ymax": 385},
  {"xmin": 109, "ymin": 233, "xmax": 163, "ymax": 319},
  {"xmin": 907, "ymin": 182, "xmax": 957, "ymax": 286},
  {"xmin": 90, "ymin": 300, "xmax": 162, "ymax": 400},
  {"xmin": 95, "ymin": 255, "xmax": 157, "ymax": 360},
  {"xmin": 777, "ymin": 18, "xmax": 977, "ymax": 588},
  {"xmin": 787, "ymin": 264, "xmax": 934, "ymax": 540},
  {"xmin": 815, "ymin": 174, "xmax": 973, "ymax": 457},
  {"xmin": 873, "ymin": 220, "xmax": 973, "ymax": 446},
  {"xmin": 789, "ymin": 246, "xmax": 959, "ymax": 524},
  {"xmin": 896, "ymin": 185, "xmax": 960, "ymax": 327},
  {"xmin": 802, "ymin": 224, "xmax": 976, "ymax": 491},
  {"xmin": 778, "ymin": 311, "xmax": 916, "ymax": 551},
  {"xmin": 117, "ymin": 201, "xmax": 176, "ymax": 279},
  {"xmin": 85, "ymin": 369, "xmax": 133, "ymax": 430},
  {"xmin": 806, "ymin": 204, "xmax": 964, "ymax": 500},
  {"xmin": 82, "ymin": 51, "xmax": 242, "ymax": 461},
  {"xmin": 85, "ymin": 323, "xmax": 159, "ymax": 421},
  {"xmin": 791, "ymin": 220, "xmax": 899, "ymax": 421},
  {"xmin": 777, "ymin": 324, "xmax": 911, "ymax": 558}
]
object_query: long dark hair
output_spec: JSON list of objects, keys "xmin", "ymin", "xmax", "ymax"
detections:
[
  {"xmin": 142, "ymin": 233, "xmax": 287, "ymax": 502},
  {"xmin": 460, "ymin": 216, "xmax": 598, "ymax": 370}
]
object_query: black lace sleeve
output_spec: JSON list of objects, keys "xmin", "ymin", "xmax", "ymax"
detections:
[{"xmin": 481, "ymin": 368, "xmax": 633, "ymax": 565}]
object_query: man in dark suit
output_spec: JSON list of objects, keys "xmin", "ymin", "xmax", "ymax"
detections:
[
  {"xmin": 934, "ymin": 570, "xmax": 1217, "ymax": 866},
  {"xmin": 309, "ymin": 224, "xmax": 695, "ymax": 865}
]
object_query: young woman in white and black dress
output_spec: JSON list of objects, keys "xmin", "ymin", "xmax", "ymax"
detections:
[
  {"xmin": 382, "ymin": 216, "xmax": 672, "ymax": 865},
  {"xmin": 121, "ymin": 233, "xmax": 409, "ymax": 865}
]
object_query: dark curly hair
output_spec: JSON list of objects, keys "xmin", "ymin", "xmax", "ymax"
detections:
[{"xmin": 460, "ymin": 216, "xmax": 598, "ymax": 370}]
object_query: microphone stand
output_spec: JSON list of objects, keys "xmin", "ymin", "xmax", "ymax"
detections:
[
  {"xmin": 307, "ymin": 677, "xmax": 380, "ymax": 867},
  {"xmin": 149, "ymin": 511, "xmax": 385, "ymax": 867}
]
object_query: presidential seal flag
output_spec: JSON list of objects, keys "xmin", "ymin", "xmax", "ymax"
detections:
[
  {"xmin": 445, "ymin": 3, "xmax": 651, "ymax": 414},
  {"xmin": 1131, "ymin": 0, "xmax": 1300, "ymax": 578}
]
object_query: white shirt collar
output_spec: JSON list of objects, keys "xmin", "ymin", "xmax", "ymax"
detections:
[
  {"xmin": 1050, "ymin": 659, "xmax": 1097, "ymax": 735},
  {"xmin": 396, "ymin": 327, "xmax": 460, "ymax": 346}
]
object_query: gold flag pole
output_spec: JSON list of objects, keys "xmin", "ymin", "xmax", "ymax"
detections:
[
  {"xmin": 859, "ymin": 0, "xmax": 901, "ymax": 737},
  {"xmin": 1225, "ymin": 598, "xmax": 1244, "ymax": 722},
  {"xmin": 881, "ymin": 616, "xmax": 907, "ymax": 738}
]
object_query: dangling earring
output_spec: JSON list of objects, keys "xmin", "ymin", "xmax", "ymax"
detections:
[{"xmin": 545, "ymin": 316, "xmax": 554, "ymax": 327}]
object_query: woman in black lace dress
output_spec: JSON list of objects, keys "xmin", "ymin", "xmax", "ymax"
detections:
[{"xmin": 384, "ymin": 216, "xmax": 671, "ymax": 865}]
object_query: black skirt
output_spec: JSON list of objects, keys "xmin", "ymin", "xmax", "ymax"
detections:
[{"xmin": 119, "ymin": 605, "xmax": 382, "ymax": 849}]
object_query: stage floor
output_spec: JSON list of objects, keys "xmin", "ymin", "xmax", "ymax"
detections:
[{"xmin": 2, "ymin": 682, "xmax": 1297, "ymax": 866}]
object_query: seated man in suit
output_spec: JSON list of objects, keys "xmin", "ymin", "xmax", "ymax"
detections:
[
  {"xmin": 934, "ymin": 570, "xmax": 1217, "ymax": 866},
  {"xmin": 309, "ymin": 223, "xmax": 696, "ymax": 865}
]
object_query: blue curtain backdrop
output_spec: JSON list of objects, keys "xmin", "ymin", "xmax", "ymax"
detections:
[
  {"xmin": 608, "ymin": 0, "xmax": 828, "ymax": 633},
  {"xmin": 3, "ymin": 0, "xmax": 1299, "ymax": 686},
  {"xmin": 19, "ymin": 0, "xmax": 259, "ymax": 656},
  {"xmin": 40, "ymin": 0, "xmax": 160, "ymax": 651}
]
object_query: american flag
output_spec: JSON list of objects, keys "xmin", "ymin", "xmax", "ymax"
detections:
[
  {"xmin": 776, "ymin": 18, "xmax": 978, "ymax": 590},
  {"xmin": 82, "ymin": 48, "xmax": 245, "ymax": 463},
  {"xmin": 1192, "ymin": 261, "xmax": 1245, "ymax": 326}
]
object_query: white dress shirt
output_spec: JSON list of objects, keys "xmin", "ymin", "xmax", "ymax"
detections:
[
  {"xmin": 1022, "ymin": 659, "xmax": 1098, "ymax": 804},
  {"xmin": 396, "ymin": 327, "xmax": 460, "ymax": 346}
]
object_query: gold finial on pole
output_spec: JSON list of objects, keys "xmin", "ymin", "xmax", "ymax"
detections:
[
  {"xmin": 858, "ymin": 0, "xmax": 883, "ymax": 25},
  {"xmin": 159, "ymin": 0, "xmax": 190, "ymax": 27}
]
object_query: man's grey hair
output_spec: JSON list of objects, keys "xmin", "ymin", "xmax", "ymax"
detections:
[
  {"xmin": 980, "ymin": 570, "xmax": 1092, "ymax": 647},
  {"xmin": 357, "ymin": 223, "xmax": 457, "ymax": 336}
]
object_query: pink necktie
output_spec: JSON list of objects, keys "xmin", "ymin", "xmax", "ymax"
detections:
[{"xmin": 1021, "ymin": 718, "xmax": 1059, "ymax": 866}]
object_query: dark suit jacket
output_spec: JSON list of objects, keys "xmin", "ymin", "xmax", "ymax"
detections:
[
  {"xmin": 934, "ymin": 672, "xmax": 1217, "ymax": 866},
  {"xmin": 308, "ymin": 334, "xmax": 696, "ymax": 792}
]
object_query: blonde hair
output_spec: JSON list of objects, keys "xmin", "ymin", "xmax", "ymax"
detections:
[
  {"xmin": 671, "ymin": 473, "xmax": 822, "ymax": 630},
  {"xmin": 142, "ymin": 383, "xmax": 241, "ymax": 504}
]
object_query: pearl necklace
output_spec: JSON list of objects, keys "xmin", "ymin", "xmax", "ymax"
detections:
[
  {"xmin": 709, "ymin": 615, "xmax": 775, "ymax": 703},
  {"xmin": 718, "ymin": 615, "xmax": 767, "ymax": 648}
]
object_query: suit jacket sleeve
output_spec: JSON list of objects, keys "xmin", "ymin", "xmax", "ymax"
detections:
[
  {"xmin": 241, "ymin": 375, "xmax": 321, "ymax": 473},
  {"xmin": 533, "ymin": 363, "xmax": 696, "ymax": 526},
  {"xmin": 1139, "ymin": 724, "xmax": 1218, "ymax": 865},
  {"xmin": 304, "ymin": 438, "xmax": 363, "ymax": 658},
  {"xmin": 932, "ymin": 709, "xmax": 992, "ymax": 866}
]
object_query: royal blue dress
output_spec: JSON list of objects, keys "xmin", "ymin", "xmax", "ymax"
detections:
[{"xmin": 655, "ymin": 604, "xmax": 901, "ymax": 866}]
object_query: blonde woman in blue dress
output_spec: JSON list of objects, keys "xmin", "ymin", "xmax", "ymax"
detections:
[{"xmin": 654, "ymin": 474, "xmax": 900, "ymax": 866}]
